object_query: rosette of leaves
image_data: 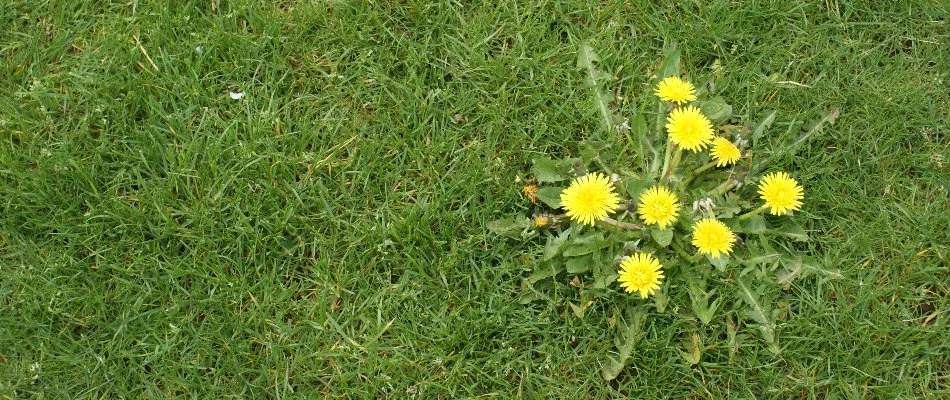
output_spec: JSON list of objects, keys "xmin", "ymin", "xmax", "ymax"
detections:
[{"xmin": 488, "ymin": 43, "xmax": 841, "ymax": 380}]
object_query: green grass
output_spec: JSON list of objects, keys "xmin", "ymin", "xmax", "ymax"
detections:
[{"xmin": 1, "ymin": 0, "xmax": 947, "ymax": 398}]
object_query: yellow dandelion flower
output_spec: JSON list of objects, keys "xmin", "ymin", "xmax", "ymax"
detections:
[
  {"xmin": 559, "ymin": 173, "xmax": 621, "ymax": 226},
  {"xmin": 691, "ymin": 218, "xmax": 736, "ymax": 258},
  {"xmin": 710, "ymin": 137, "xmax": 742, "ymax": 167},
  {"xmin": 618, "ymin": 253, "xmax": 665, "ymax": 298},
  {"xmin": 666, "ymin": 106, "xmax": 714, "ymax": 152},
  {"xmin": 758, "ymin": 172, "xmax": 804, "ymax": 215},
  {"xmin": 533, "ymin": 215, "xmax": 550, "ymax": 228},
  {"xmin": 522, "ymin": 184, "xmax": 539, "ymax": 204},
  {"xmin": 654, "ymin": 76, "xmax": 697, "ymax": 104},
  {"xmin": 637, "ymin": 186, "xmax": 680, "ymax": 229}
]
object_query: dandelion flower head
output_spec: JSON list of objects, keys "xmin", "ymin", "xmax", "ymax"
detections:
[
  {"xmin": 691, "ymin": 218, "xmax": 736, "ymax": 258},
  {"xmin": 655, "ymin": 76, "xmax": 697, "ymax": 104},
  {"xmin": 666, "ymin": 106, "xmax": 714, "ymax": 152},
  {"xmin": 522, "ymin": 184, "xmax": 539, "ymax": 204},
  {"xmin": 710, "ymin": 137, "xmax": 742, "ymax": 167},
  {"xmin": 559, "ymin": 173, "xmax": 621, "ymax": 226},
  {"xmin": 637, "ymin": 186, "xmax": 680, "ymax": 229},
  {"xmin": 618, "ymin": 253, "xmax": 665, "ymax": 298},
  {"xmin": 758, "ymin": 172, "xmax": 804, "ymax": 215},
  {"xmin": 533, "ymin": 215, "xmax": 550, "ymax": 228}
]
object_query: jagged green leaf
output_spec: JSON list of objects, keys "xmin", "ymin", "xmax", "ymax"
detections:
[
  {"xmin": 741, "ymin": 251, "xmax": 781, "ymax": 266},
  {"xmin": 745, "ymin": 215, "xmax": 768, "ymax": 234},
  {"xmin": 658, "ymin": 45, "xmax": 681, "ymax": 81},
  {"xmin": 777, "ymin": 256, "xmax": 843, "ymax": 288},
  {"xmin": 773, "ymin": 220, "xmax": 808, "ymax": 242},
  {"xmin": 563, "ymin": 232, "xmax": 609, "ymax": 257},
  {"xmin": 708, "ymin": 253, "xmax": 730, "ymax": 271},
  {"xmin": 653, "ymin": 284, "xmax": 669, "ymax": 313},
  {"xmin": 802, "ymin": 255, "xmax": 843, "ymax": 280},
  {"xmin": 542, "ymin": 228, "xmax": 572, "ymax": 261},
  {"xmin": 735, "ymin": 276, "xmax": 780, "ymax": 354},
  {"xmin": 576, "ymin": 41, "xmax": 600, "ymax": 70},
  {"xmin": 532, "ymin": 157, "xmax": 568, "ymax": 183},
  {"xmin": 687, "ymin": 277, "xmax": 720, "ymax": 325},
  {"xmin": 527, "ymin": 261, "xmax": 564, "ymax": 284},
  {"xmin": 651, "ymin": 45, "xmax": 680, "ymax": 175},
  {"xmin": 624, "ymin": 175, "xmax": 653, "ymax": 200},
  {"xmin": 776, "ymin": 257, "xmax": 805, "ymax": 288},
  {"xmin": 602, "ymin": 308, "xmax": 647, "ymax": 381},
  {"xmin": 796, "ymin": 107, "xmax": 841, "ymax": 149},
  {"xmin": 627, "ymin": 112, "xmax": 654, "ymax": 168},
  {"xmin": 579, "ymin": 140, "xmax": 610, "ymax": 165},
  {"xmin": 679, "ymin": 333, "xmax": 703, "ymax": 365},
  {"xmin": 755, "ymin": 107, "xmax": 839, "ymax": 171},
  {"xmin": 577, "ymin": 41, "xmax": 621, "ymax": 136},
  {"xmin": 592, "ymin": 272, "xmax": 618, "ymax": 289}
]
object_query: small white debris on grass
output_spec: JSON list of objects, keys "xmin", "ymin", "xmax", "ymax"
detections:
[
  {"xmin": 229, "ymin": 91, "xmax": 245, "ymax": 100},
  {"xmin": 692, "ymin": 197, "xmax": 715, "ymax": 213}
]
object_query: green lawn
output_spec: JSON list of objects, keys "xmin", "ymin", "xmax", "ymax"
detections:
[{"xmin": 1, "ymin": 1, "xmax": 947, "ymax": 398}]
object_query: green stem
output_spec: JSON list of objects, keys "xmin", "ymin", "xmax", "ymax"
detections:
[
  {"xmin": 593, "ymin": 156, "xmax": 613, "ymax": 176},
  {"xmin": 684, "ymin": 161, "xmax": 717, "ymax": 186},
  {"xmin": 552, "ymin": 213, "xmax": 641, "ymax": 230},
  {"xmin": 671, "ymin": 240, "xmax": 701, "ymax": 263},
  {"xmin": 601, "ymin": 216, "xmax": 641, "ymax": 231},
  {"xmin": 651, "ymin": 104, "xmax": 674, "ymax": 175},
  {"xmin": 660, "ymin": 143, "xmax": 680, "ymax": 184},
  {"xmin": 736, "ymin": 204, "xmax": 769, "ymax": 221},
  {"xmin": 707, "ymin": 179, "xmax": 737, "ymax": 196},
  {"xmin": 658, "ymin": 141, "xmax": 673, "ymax": 178}
]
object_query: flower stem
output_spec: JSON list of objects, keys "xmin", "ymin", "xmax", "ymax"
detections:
[
  {"xmin": 658, "ymin": 140, "xmax": 674, "ymax": 178},
  {"xmin": 660, "ymin": 145, "xmax": 681, "ymax": 184},
  {"xmin": 736, "ymin": 204, "xmax": 768, "ymax": 221},
  {"xmin": 707, "ymin": 178, "xmax": 737, "ymax": 196},
  {"xmin": 671, "ymin": 240, "xmax": 700, "ymax": 263},
  {"xmin": 651, "ymin": 103, "xmax": 676, "ymax": 175},
  {"xmin": 601, "ymin": 217, "xmax": 641, "ymax": 230},
  {"xmin": 684, "ymin": 161, "xmax": 717, "ymax": 186},
  {"xmin": 552, "ymin": 213, "xmax": 641, "ymax": 230}
]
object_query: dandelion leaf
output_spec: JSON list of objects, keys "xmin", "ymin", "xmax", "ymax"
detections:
[
  {"xmin": 700, "ymin": 96, "xmax": 733, "ymax": 123},
  {"xmin": 602, "ymin": 308, "xmax": 647, "ymax": 381},
  {"xmin": 735, "ymin": 276, "xmax": 780, "ymax": 354},
  {"xmin": 542, "ymin": 228, "xmax": 572, "ymax": 261},
  {"xmin": 751, "ymin": 110, "xmax": 777, "ymax": 147},
  {"xmin": 679, "ymin": 333, "xmax": 703, "ymax": 365},
  {"xmin": 532, "ymin": 157, "xmax": 570, "ymax": 183},
  {"xmin": 535, "ymin": 187, "xmax": 564, "ymax": 209},
  {"xmin": 651, "ymin": 227, "xmax": 674, "ymax": 247},
  {"xmin": 487, "ymin": 217, "xmax": 530, "ymax": 235},
  {"xmin": 565, "ymin": 255, "xmax": 592, "ymax": 274}
]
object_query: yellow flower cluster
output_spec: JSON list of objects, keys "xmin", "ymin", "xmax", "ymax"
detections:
[
  {"xmin": 656, "ymin": 76, "xmax": 805, "ymax": 211},
  {"xmin": 541, "ymin": 76, "xmax": 807, "ymax": 299}
]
